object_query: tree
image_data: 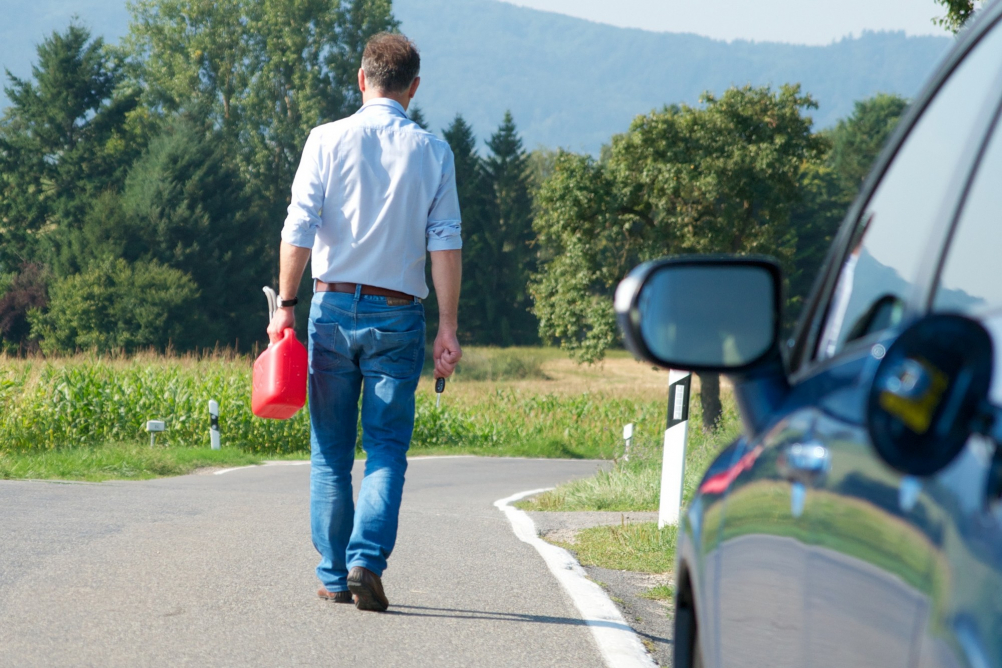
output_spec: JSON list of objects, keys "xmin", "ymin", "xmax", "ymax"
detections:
[
  {"xmin": 0, "ymin": 263, "xmax": 49, "ymax": 354},
  {"xmin": 29, "ymin": 258, "xmax": 199, "ymax": 353},
  {"xmin": 118, "ymin": 120, "xmax": 270, "ymax": 348},
  {"xmin": 124, "ymin": 0, "xmax": 250, "ymax": 129},
  {"xmin": 0, "ymin": 23, "xmax": 141, "ymax": 271},
  {"xmin": 439, "ymin": 114, "xmax": 483, "ymax": 342},
  {"xmin": 476, "ymin": 111, "xmax": 537, "ymax": 345},
  {"xmin": 443, "ymin": 112, "xmax": 537, "ymax": 346},
  {"xmin": 408, "ymin": 104, "xmax": 428, "ymax": 129},
  {"xmin": 532, "ymin": 85, "xmax": 824, "ymax": 428},
  {"xmin": 934, "ymin": 0, "xmax": 983, "ymax": 32},
  {"xmin": 828, "ymin": 93, "xmax": 909, "ymax": 195},
  {"xmin": 530, "ymin": 152, "xmax": 622, "ymax": 360},
  {"xmin": 43, "ymin": 119, "xmax": 270, "ymax": 349},
  {"xmin": 126, "ymin": 0, "xmax": 397, "ymax": 221},
  {"xmin": 125, "ymin": 1, "xmax": 398, "ymax": 332}
]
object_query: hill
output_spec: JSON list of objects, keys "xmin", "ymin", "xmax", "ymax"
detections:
[{"xmin": 2, "ymin": 0, "xmax": 951, "ymax": 153}]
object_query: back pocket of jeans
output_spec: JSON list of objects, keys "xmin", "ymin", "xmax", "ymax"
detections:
[
  {"xmin": 309, "ymin": 321, "xmax": 344, "ymax": 371},
  {"xmin": 367, "ymin": 327, "xmax": 424, "ymax": 378}
]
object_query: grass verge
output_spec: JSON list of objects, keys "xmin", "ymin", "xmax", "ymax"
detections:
[
  {"xmin": 516, "ymin": 381, "xmax": 742, "ymax": 512},
  {"xmin": 640, "ymin": 584, "xmax": 675, "ymax": 601},
  {"xmin": 0, "ymin": 442, "xmax": 266, "ymax": 482},
  {"xmin": 551, "ymin": 521, "xmax": 677, "ymax": 573}
]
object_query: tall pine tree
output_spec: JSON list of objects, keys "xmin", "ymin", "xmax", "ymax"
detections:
[
  {"xmin": 408, "ymin": 105, "xmax": 428, "ymax": 129},
  {"xmin": 480, "ymin": 111, "xmax": 536, "ymax": 345},
  {"xmin": 0, "ymin": 23, "xmax": 140, "ymax": 271},
  {"xmin": 442, "ymin": 113, "xmax": 487, "ymax": 343}
]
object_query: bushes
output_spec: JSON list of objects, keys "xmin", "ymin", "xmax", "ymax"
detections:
[
  {"xmin": 28, "ymin": 259, "xmax": 199, "ymax": 353},
  {"xmin": 0, "ymin": 263, "xmax": 49, "ymax": 354}
]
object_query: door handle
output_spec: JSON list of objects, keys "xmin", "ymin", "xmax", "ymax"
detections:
[{"xmin": 778, "ymin": 442, "xmax": 831, "ymax": 486}]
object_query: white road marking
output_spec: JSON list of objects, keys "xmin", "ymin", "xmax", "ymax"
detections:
[
  {"xmin": 406, "ymin": 455, "xmax": 478, "ymax": 461},
  {"xmin": 494, "ymin": 489, "xmax": 658, "ymax": 668},
  {"xmin": 213, "ymin": 461, "xmax": 310, "ymax": 475}
]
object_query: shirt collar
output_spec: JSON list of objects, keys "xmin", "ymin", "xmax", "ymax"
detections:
[{"xmin": 358, "ymin": 98, "xmax": 407, "ymax": 117}]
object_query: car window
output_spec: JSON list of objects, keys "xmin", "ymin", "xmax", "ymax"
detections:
[
  {"xmin": 816, "ymin": 25, "xmax": 1002, "ymax": 360},
  {"xmin": 934, "ymin": 112, "xmax": 1002, "ymax": 316}
]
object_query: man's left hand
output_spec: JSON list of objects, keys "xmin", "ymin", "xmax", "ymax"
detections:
[{"xmin": 433, "ymin": 328, "xmax": 462, "ymax": 379}]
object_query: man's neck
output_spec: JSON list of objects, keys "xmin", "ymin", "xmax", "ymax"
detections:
[{"xmin": 362, "ymin": 91, "xmax": 410, "ymax": 112}]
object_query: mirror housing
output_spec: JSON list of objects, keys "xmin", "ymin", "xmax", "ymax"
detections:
[
  {"xmin": 615, "ymin": 256, "xmax": 783, "ymax": 373},
  {"xmin": 868, "ymin": 314, "xmax": 994, "ymax": 477}
]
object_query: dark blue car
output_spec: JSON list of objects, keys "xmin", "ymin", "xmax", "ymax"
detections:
[{"xmin": 616, "ymin": 4, "xmax": 1002, "ymax": 667}]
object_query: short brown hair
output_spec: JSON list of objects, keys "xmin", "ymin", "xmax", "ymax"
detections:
[{"xmin": 362, "ymin": 33, "xmax": 420, "ymax": 93}]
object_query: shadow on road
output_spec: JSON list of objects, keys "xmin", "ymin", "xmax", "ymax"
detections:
[{"xmin": 387, "ymin": 603, "xmax": 667, "ymax": 644}]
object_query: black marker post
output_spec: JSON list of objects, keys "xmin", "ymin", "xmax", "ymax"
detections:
[
  {"xmin": 209, "ymin": 400, "xmax": 221, "ymax": 450},
  {"xmin": 659, "ymin": 370, "xmax": 691, "ymax": 527}
]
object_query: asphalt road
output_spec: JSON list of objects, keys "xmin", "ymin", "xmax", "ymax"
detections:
[{"xmin": 0, "ymin": 457, "xmax": 608, "ymax": 667}]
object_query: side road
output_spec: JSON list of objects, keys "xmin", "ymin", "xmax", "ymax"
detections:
[{"xmin": 1, "ymin": 457, "xmax": 613, "ymax": 667}]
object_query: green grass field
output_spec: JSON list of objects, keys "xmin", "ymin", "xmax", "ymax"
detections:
[
  {"xmin": 0, "ymin": 347, "xmax": 677, "ymax": 480},
  {"xmin": 520, "ymin": 375, "xmax": 742, "ymax": 584},
  {"xmin": 0, "ymin": 443, "xmax": 264, "ymax": 481},
  {"xmin": 517, "ymin": 383, "xmax": 742, "ymax": 513},
  {"xmin": 552, "ymin": 520, "xmax": 679, "ymax": 574}
]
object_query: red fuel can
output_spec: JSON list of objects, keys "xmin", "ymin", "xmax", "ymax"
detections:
[{"xmin": 252, "ymin": 328, "xmax": 308, "ymax": 419}]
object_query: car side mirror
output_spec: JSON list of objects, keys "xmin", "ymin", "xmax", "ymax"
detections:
[
  {"xmin": 615, "ymin": 256, "xmax": 783, "ymax": 372},
  {"xmin": 868, "ymin": 314, "xmax": 994, "ymax": 477}
]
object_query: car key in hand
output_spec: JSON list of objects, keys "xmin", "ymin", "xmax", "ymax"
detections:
[{"xmin": 435, "ymin": 377, "xmax": 446, "ymax": 409}]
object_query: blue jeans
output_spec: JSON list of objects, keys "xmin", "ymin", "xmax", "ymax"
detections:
[{"xmin": 307, "ymin": 287, "xmax": 425, "ymax": 592}]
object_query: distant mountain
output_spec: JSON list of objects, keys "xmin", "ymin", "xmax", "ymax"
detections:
[
  {"xmin": 2, "ymin": 0, "xmax": 952, "ymax": 154},
  {"xmin": 396, "ymin": 0, "xmax": 951, "ymax": 152}
]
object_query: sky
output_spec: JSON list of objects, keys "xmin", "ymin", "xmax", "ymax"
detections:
[{"xmin": 501, "ymin": 0, "xmax": 953, "ymax": 45}]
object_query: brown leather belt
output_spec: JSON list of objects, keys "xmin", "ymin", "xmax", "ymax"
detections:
[{"xmin": 315, "ymin": 280, "xmax": 418, "ymax": 302}]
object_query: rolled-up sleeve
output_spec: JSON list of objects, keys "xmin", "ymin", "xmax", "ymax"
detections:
[
  {"xmin": 426, "ymin": 148, "xmax": 463, "ymax": 251},
  {"xmin": 281, "ymin": 129, "xmax": 326, "ymax": 249}
]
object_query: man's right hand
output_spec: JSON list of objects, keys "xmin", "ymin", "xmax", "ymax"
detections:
[
  {"xmin": 267, "ymin": 307, "xmax": 296, "ymax": 344},
  {"xmin": 433, "ymin": 328, "xmax": 462, "ymax": 379}
]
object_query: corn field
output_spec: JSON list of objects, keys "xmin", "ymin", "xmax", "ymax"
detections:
[{"xmin": 0, "ymin": 353, "xmax": 668, "ymax": 459}]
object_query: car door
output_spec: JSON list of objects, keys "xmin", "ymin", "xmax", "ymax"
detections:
[
  {"xmin": 714, "ymin": 410, "xmax": 813, "ymax": 668},
  {"xmin": 912, "ymin": 74, "xmax": 1002, "ymax": 668},
  {"xmin": 788, "ymin": 16, "xmax": 1002, "ymax": 668}
]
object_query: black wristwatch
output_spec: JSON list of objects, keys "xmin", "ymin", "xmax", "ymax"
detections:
[{"xmin": 278, "ymin": 296, "xmax": 299, "ymax": 308}]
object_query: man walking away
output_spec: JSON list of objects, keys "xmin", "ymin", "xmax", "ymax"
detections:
[{"xmin": 267, "ymin": 32, "xmax": 463, "ymax": 612}]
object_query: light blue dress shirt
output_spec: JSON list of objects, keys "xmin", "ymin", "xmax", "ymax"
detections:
[{"xmin": 282, "ymin": 98, "xmax": 462, "ymax": 299}]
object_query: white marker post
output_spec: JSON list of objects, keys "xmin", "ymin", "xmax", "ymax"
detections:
[
  {"xmin": 209, "ymin": 400, "xmax": 221, "ymax": 450},
  {"xmin": 659, "ymin": 370, "xmax": 691, "ymax": 528},
  {"xmin": 622, "ymin": 423, "xmax": 634, "ymax": 462},
  {"xmin": 146, "ymin": 420, "xmax": 165, "ymax": 448}
]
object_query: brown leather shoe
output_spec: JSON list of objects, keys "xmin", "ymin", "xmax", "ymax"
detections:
[
  {"xmin": 317, "ymin": 587, "xmax": 353, "ymax": 603},
  {"xmin": 347, "ymin": 567, "xmax": 389, "ymax": 612}
]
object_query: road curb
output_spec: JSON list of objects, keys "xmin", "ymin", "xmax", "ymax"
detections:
[{"xmin": 495, "ymin": 488, "xmax": 658, "ymax": 668}]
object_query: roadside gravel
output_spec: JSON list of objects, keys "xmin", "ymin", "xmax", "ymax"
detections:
[{"xmin": 528, "ymin": 510, "xmax": 674, "ymax": 668}]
